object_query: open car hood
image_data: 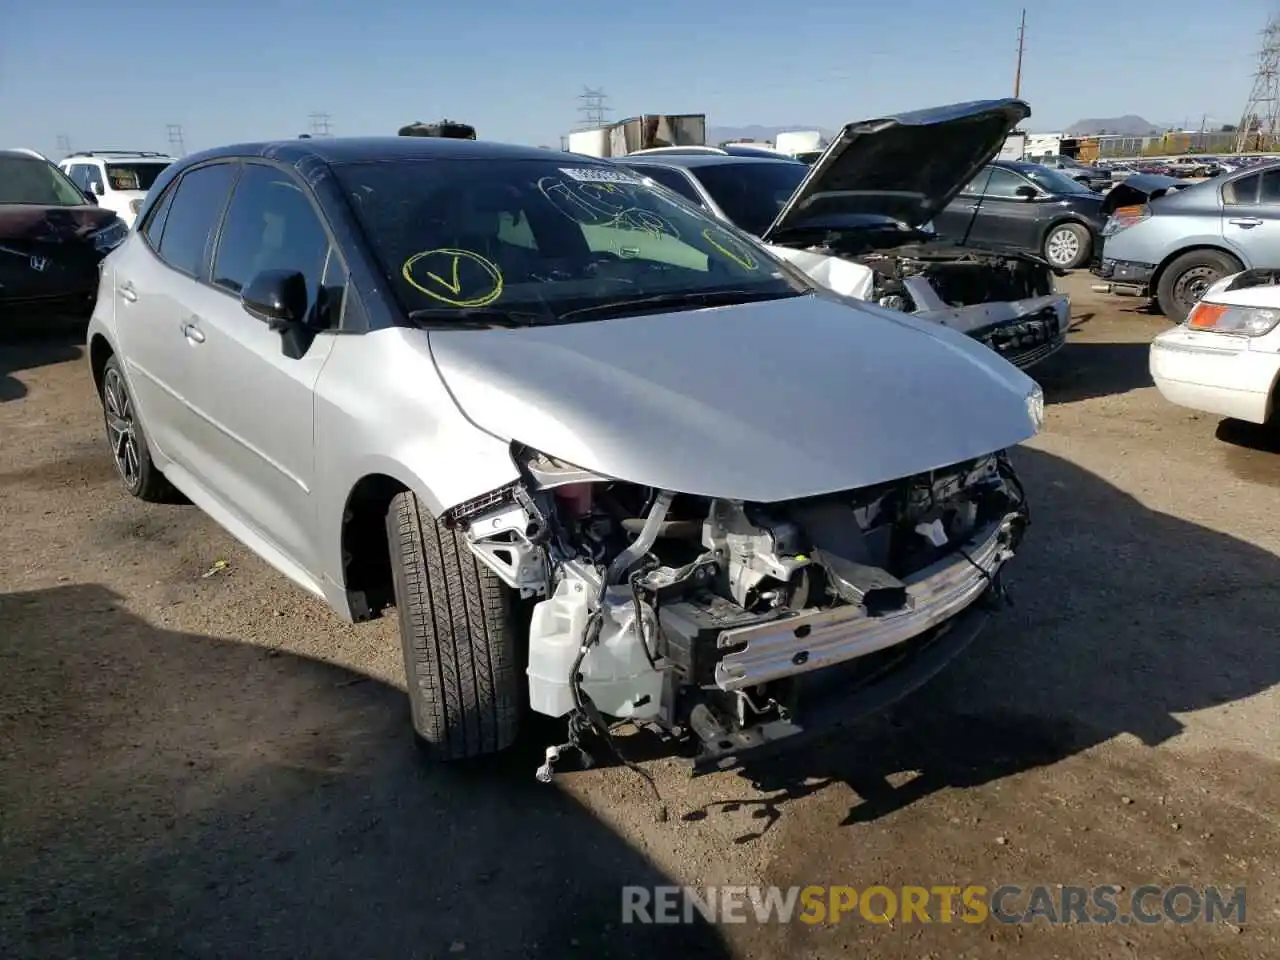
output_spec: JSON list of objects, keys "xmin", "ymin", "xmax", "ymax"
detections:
[
  {"xmin": 427, "ymin": 293, "xmax": 1040, "ymax": 503},
  {"xmin": 760, "ymin": 99, "xmax": 1031, "ymax": 244}
]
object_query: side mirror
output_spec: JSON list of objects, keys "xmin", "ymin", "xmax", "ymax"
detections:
[
  {"xmin": 92, "ymin": 182, "xmax": 105, "ymax": 196},
  {"xmin": 241, "ymin": 269, "xmax": 310, "ymax": 332},
  {"xmin": 82, "ymin": 189, "xmax": 98, "ymax": 205},
  {"xmin": 1015, "ymin": 185, "xmax": 1038, "ymax": 200}
]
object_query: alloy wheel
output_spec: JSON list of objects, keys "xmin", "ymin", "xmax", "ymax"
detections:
[
  {"xmin": 1046, "ymin": 228, "xmax": 1081, "ymax": 267},
  {"xmin": 103, "ymin": 368, "xmax": 140, "ymax": 489}
]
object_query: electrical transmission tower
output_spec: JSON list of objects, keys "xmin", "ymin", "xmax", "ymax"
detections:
[
  {"xmin": 1236, "ymin": 15, "xmax": 1280, "ymax": 153},
  {"xmin": 309, "ymin": 112, "xmax": 333, "ymax": 137},
  {"xmin": 55, "ymin": 134, "xmax": 72, "ymax": 156},
  {"xmin": 166, "ymin": 124, "xmax": 186, "ymax": 156},
  {"xmin": 576, "ymin": 88, "xmax": 611, "ymax": 129}
]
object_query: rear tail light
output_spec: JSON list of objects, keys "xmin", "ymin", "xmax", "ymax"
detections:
[{"xmin": 1101, "ymin": 203, "xmax": 1150, "ymax": 237}]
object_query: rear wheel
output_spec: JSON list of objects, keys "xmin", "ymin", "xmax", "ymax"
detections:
[
  {"xmin": 386, "ymin": 490, "xmax": 522, "ymax": 760},
  {"xmin": 1155, "ymin": 250, "xmax": 1242, "ymax": 323},
  {"xmin": 1043, "ymin": 222, "xmax": 1092, "ymax": 270},
  {"xmin": 99, "ymin": 356, "xmax": 180, "ymax": 502}
]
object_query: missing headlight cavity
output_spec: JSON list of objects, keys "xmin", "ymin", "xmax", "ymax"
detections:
[{"xmin": 461, "ymin": 448, "xmax": 1029, "ymax": 782}]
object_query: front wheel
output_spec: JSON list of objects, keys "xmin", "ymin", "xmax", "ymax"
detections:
[
  {"xmin": 386, "ymin": 490, "xmax": 523, "ymax": 760},
  {"xmin": 1043, "ymin": 222, "xmax": 1092, "ymax": 270},
  {"xmin": 1155, "ymin": 250, "xmax": 1242, "ymax": 323}
]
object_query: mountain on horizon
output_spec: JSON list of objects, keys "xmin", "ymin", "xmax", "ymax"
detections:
[{"xmin": 1064, "ymin": 115, "xmax": 1167, "ymax": 136}]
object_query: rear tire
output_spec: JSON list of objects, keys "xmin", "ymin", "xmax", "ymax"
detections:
[
  {"xmin": 99, "ymin": 355, "xmax": 181, "ymax": 503},
  {"xmin": 386, "ymin": 490, "xmax": 522, "ymax": 760},
  {"xmin": 1155, "ymin": 250, "xmax": 1242, "ymax": 323}
]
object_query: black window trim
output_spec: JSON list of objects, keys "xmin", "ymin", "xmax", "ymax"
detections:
[
  {"xmin": 138, "ymin": 158, "xmax": 241, "ymax": 280},
  {"xmin": 202, "ymin": 157, "xmax": 352, "ymax": 332}
]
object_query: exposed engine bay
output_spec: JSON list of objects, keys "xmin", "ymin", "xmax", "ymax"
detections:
[
  {"xmin": 768, "ymin": 233, "xmax": 1070, "ymax": 371},
  {"xmin": 444, "ymin": 445, "xmax": 1030, "ymax": 775}
]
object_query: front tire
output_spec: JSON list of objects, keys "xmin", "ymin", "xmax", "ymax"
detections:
[
  {"xmin": 99, "ymin": 355, "xmax": 180, "ymax": 502},
  {"xmin": 387, "ymin": 491, "xmax": 522, "ymax": 760},
  {"xmin": 1043, "ymin": 221, "xmax": 1091, "ymax": 270},
  {"xmin": 1156, "ymin": 250, "xmax": 1242, "ymax": 323}
]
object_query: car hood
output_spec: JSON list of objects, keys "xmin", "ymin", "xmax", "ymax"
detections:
[
  {"xmin": 0, "ymin": 203, "xmax": 119, "ymax": 243},
  {"xmin": 760, "ymin": 98, "xmax": 1031, "ymax": 244},
  {"xmin": 427, "ymin": 293, "xmax": 1040, "ymax": 503}
]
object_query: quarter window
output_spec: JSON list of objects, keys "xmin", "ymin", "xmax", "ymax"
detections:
[
  {"xmin": 156, "ymin": 163, "xmax": 239, "ymax": 276},
  {"xmin": 211, "ymin": 163, "xmax": 332, "ymax": 323}
]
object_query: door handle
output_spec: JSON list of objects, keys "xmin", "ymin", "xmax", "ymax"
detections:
[
  {"xmin": 118, "ymin": 281, "xmax": 138, "ymax": 302},
  {"xmin": 1229, "ymin": 217, "xmax": 1263, "ymax": 227},
  {"xmin": 180, "ymin": 319, "xmax": 206, "ymax": 344}
]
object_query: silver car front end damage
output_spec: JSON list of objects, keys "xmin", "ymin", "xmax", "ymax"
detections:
[{"xmin": 713, "ymin": 513, "xmax": 1018, "ymax": 691}]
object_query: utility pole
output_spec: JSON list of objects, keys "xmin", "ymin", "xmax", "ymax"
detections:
[
  {"xmin": 577, "ymin": 88, "xmax": 611, "ymax": 130},
  {"xmin": 308, "ymin": 112, "xmax": 333, "ymax": 137},
  {"xmin": 1013, "ymin": 9, "xmax": 1026, "ymax": 98},
  {"xmin": 166, "ymin": 124, "xmax": 186, "ymax": 156},
  {"xmin": 1236, "ymin": 15, "xmax": 1280, "ymax": 152}
]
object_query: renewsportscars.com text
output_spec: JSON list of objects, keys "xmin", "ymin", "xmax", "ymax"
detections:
[{"xmin": 621, "ymin": 884, "xmax": 1247, "ymax": 926}]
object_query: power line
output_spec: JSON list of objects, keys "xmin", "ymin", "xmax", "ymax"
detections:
[
  {"xmin": 1013, "ymin": 8, "xmax": 1026, "ymax": 98},
  {"xmin": 1236, "ymin": 14, "xmax": 1280, "ymax": 152},
  {"xmin": 166, "ymin": 124, "xmax": 186, "ymax": 156},
  {"xmin": 309, "ymin": 112, "xmax": 333, "ymax": 137},
  {"xmin": 576, "ymin": 87, "xmax": 611, "ymax": 129}
]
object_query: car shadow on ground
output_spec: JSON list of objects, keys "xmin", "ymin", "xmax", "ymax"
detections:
[
  {"xmin": 1033, "ymin": 340, "xmax": 1154, "ymax": 404},
  {"xmin": 680, "ymin": 446, "xmax": 1280, "ymax": 838},
  {"xmin": 0, "ymin": 585, "xmax": 731, "ymax": 960},
  {"xmin": 0, "ymin": 322, "xmax": 86, "ymax": 402}
]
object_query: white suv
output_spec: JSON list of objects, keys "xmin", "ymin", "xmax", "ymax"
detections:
[{"xmin": 59, "ymin": 151, "xmax": 175, "ymax": 228}]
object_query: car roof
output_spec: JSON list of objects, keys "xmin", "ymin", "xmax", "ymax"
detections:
[
  {"xmin": 617, "ymin": 153, "xmax": 801, "ymax": 170},
  {"xmin": 178, "ymin": 136, "xmax": 578, "ymax": 168}
]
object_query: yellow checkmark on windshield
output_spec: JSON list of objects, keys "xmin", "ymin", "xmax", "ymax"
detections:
[{"xmin": 426, "ymin": 255, "xmax": 463, "ymax": 294}]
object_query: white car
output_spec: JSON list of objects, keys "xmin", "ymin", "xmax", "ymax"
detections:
[
  {"xmin": 1149, "ymin": 269, "xmax": 1280, "ymax": 426},
  {"xmin": 58, "ymin": 151, "xmax": 175, "ymax": 228}
]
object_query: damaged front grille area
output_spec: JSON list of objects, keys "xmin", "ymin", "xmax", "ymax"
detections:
[{"xmin": 977, "ymin": 305, "xmax": 1066, "ymax": 365}]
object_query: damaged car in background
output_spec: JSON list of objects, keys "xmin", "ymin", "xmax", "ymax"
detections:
[
  {"xmin": 89, "ymin": 136, "xmax": 1041, "ymax": 784},
  {"xmin": 621, "ymin": 98, "xmax": 1069, "ymax": 371}
]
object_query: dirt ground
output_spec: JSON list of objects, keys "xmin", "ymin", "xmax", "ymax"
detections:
[{"xmin": 1, "ymin": 273, "xmax": 1277, "ymax": 959}]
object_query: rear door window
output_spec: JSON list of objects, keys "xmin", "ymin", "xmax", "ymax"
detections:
[
  {"xmin": 156, "ymin": 162, "xmax": 239, "ymax": 277},
  {"xmin": 1224, "ymin": 173, "xmax": 1260, "ymax": 205}
]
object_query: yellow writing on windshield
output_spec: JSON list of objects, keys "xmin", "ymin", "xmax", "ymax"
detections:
[
  {"xmin": 403, "ymin": 248, "xmax": 504, "ymax": 307},
  {"xmin": 702, "ymin": 228, "xmax": 759, "ymax": 271}
]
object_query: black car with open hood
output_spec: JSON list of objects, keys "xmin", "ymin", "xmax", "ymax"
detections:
[
  {"xmin": 760, "ymin": 98, "xmax": 1032, "ymax": 243},
  {"xmin": 0, "ymin": 150, "xmax": 128, "ymax": 316}
]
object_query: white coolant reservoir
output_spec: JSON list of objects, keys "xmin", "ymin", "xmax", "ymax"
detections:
[{"xmin": 527, "ymin": 566, "xmax": 664, "ymax": 720}]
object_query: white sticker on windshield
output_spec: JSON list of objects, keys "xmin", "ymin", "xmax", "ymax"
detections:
[{"xmin": 559, "ymin": 167, "xmax": 645, "ymax": 185}]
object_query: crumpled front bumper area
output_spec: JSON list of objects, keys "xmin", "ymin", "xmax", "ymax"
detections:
[
  {"xmin": 914, "ymin": 289, "xmax": 1070, "ymax": 371},
  {"xmin": 713, "ymin": 512, "xmax": 1021, "ymax": 692}
]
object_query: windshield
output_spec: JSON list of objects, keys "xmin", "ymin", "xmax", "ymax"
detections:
[
  {"xmin": 0, "ymin": 156, "xmax": 88, "ymax": 206},
  {"xmin": 105, "ymin": 161, "xmax": 171, "ymax": 192},
  {"xmin": 335, "ymin": 158, "xmax": 809, "ymax": 323},
  {"xmin": 688, "ymin": 161, "xmax": 809, "ymax": 236},
  {"xmin": 1023, "ymin": 165, "xmax": 1094, "ymax": 195}
]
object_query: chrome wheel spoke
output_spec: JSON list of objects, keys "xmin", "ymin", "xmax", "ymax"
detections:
[{"xmin": 103, "ymin": 370, "xmax": 140, "ymax": 485}]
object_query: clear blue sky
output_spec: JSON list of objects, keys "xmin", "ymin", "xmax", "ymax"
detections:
[{"xmin": 0, "ymin": 0, "xmax": 1268, "ymax": 158}]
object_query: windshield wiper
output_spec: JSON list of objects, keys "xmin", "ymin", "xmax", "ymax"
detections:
[
  {"xmin": 406, "ymin": 307, "xmax": 547, "ymax": 329},
  {"xmin": 557, "ymin": 289, "xmax": 797, "ymax": 323}
]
